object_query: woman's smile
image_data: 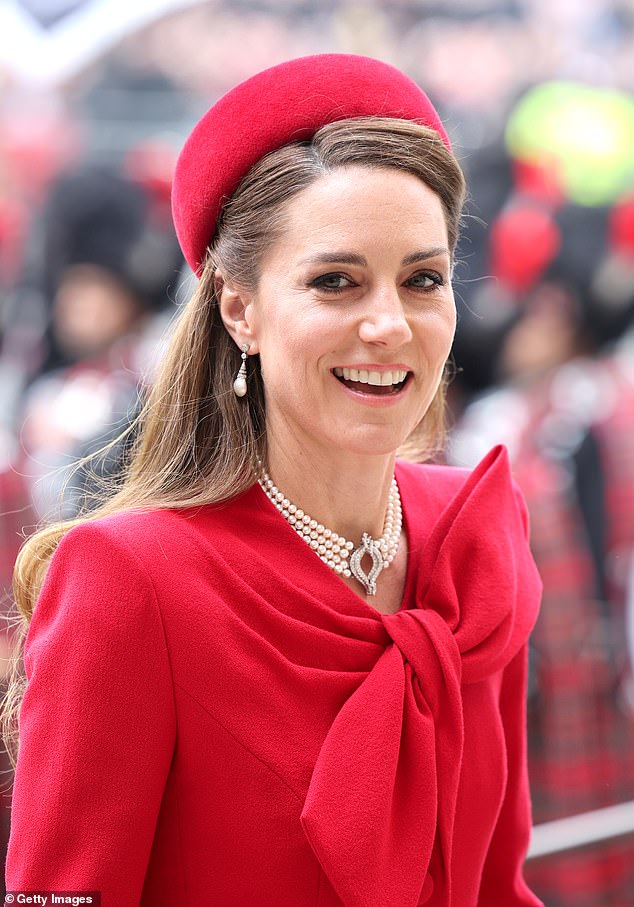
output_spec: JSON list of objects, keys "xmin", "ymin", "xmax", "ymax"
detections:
[{"xmin": 331, "ymin": 365, "xmax": 414, "ymax": 404}]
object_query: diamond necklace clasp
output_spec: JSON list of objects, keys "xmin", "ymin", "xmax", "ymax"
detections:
[{"xmin": 349, "ymin": 533, "xmax": 385, "ymax": 596}]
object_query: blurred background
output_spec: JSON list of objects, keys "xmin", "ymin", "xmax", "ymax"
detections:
[{"xmin": 0, "ymin": 1, "xmax": 633, "ymax": 904}]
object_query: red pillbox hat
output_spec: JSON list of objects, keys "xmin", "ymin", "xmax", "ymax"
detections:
[{"xmin": 172, "ymin": 53, "xmax": 451, "ymax": 276}]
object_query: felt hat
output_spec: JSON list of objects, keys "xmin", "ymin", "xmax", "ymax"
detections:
[{"xmin": 172, "ymin": 53, "xmax": 451, "ymax": 276}]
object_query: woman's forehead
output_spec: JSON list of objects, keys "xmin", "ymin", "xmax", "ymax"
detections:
[{"xmin": 268, "ymin": 167, "xmax": 449, "ymax": 264}]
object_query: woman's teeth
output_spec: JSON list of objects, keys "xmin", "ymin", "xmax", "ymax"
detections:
[{"xmin": 333, "ymin": 367, "xmax": 408, "ymax": 387}]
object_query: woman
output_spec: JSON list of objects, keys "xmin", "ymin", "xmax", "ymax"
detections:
[{"xmin": 3, "ymin": 55, "xmax": 544, "ymax": 906}]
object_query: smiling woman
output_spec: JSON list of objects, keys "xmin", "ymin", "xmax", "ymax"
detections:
[{"xmin": 3, "ymin": 55, "xmax": 544, "ymax": 907}]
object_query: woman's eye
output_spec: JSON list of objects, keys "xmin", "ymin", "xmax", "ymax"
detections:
[
  {"xmin": 407, "ymin": 271, "xmax": 445, "ymax": 290},
  {"xmin": 310, "ymin": 273, "xmax": 354, "ymax": 292}
]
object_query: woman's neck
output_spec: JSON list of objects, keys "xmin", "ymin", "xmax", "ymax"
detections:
[{"xmin": 263, "ymin": 433, "xmax": 397, "ymax": 545}]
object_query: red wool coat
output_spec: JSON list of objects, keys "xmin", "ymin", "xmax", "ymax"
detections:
[{"xmin": 6, "ymin": 445, "xmax": 544, "ymax": 907}]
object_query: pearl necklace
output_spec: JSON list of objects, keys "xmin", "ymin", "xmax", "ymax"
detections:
[{"xmin": 257, "ymin": 467, "xmax": 402, "ymax": 596}]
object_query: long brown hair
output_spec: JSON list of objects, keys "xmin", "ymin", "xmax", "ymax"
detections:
[{"xmin": 1, "ymin": 116, "xmax": 466, "ymax": 766}]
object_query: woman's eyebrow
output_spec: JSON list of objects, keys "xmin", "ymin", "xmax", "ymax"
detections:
[
  {"xmin": 298, "ymin": 252, "xmax": 367, "ymax": 267},
  {"xmin": 401, "ymin": 247, "xmax": 450, "ymax": 265},
  {"xmin": 298, "ymin": 247, "xmax": 450, "ymax": 268}
]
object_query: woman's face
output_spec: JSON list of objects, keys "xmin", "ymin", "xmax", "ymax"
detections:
[{"xmin": 235, "ymin": 165, "xmax": 456, "ymax": 458}]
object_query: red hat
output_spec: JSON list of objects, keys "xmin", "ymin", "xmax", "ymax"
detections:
[
  {"xmin": 609, "ymin": 192, "xmax": 634, "ymax": 258},
  {"xmin": 489, "ymin": 203, "xmax": 561, "ymax": 295},
  {"xmin": 172, "ymin": 53, "xmax": 451, "ymax": 276}
]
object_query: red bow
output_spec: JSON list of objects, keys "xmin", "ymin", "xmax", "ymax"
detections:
[{"xmin": 300, "ymin": 446, "xmax": 542, "ymax": 907}]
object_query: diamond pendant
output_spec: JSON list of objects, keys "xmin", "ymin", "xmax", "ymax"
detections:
[{"xmin": 349, "ymin": 532, "xmax": 385, "ymax": 596}]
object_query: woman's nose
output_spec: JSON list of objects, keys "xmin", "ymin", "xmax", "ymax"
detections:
[{"xmin": 357, "ymin": 289, "xmax": 413, "ymax": 348}]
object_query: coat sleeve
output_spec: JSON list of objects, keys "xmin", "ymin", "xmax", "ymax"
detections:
[
  {"xmin": 5, "ymin": 520, "xmax": 176, "ymax": 906},
  {"xmin": 478, "ymin": 477, "xmax": 544, "ymax": 905},
  {"xmin": 477, "ymin": 643, "xmax": 544, "ymax": 906}
]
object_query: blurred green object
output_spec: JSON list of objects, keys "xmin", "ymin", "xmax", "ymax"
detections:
[{"xmin": 506, "ymin": 82, "xmax": 634, "ymax": 206}]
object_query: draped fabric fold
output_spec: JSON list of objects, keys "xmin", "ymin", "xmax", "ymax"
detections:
[{"xmin": 300, "ymin": 445, "xmax": 542, "ymax": 907}]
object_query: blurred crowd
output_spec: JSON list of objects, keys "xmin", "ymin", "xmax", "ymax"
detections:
[
  {"xmin": 1, "ymin": 2, "xmax": 634, "ymax": 906},
  {"xmin": 449, "ymin": 185, "xmax": 634, "ymax": 905}
]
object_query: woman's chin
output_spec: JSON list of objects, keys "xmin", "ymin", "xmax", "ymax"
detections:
[{"xmin": 317, "ymin": 422, "xmax": 418, "ymax": 459}]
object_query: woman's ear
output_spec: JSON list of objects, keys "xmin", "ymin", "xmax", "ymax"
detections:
[{"xmin": 216, "ymin": 271, "xmax": 259, "ymax": 354}]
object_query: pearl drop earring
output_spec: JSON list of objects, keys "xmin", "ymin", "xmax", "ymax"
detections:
[{"xmin": 233, "ymin": 344, "xmax": 250, "ymax": 397}]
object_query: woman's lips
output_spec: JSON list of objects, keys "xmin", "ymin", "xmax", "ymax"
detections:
[{"xmin": 331, "ymin": 369, "xmax": 412, "ymax": 403}]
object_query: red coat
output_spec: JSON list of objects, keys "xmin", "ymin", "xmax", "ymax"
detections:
[{"xmin": 6, "ymin": 445, "xmax": 543, "ymax": 907}]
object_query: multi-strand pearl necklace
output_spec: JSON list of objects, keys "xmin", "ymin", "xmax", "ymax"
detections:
[{"xmin": 257, "ymin": 467, "xmax": 402, "ymax": 596}]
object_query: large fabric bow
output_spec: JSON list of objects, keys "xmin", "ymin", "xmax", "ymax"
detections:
[{"xmin": 300, "ymin": 446, "xmax": 542, "ymax": 907}]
